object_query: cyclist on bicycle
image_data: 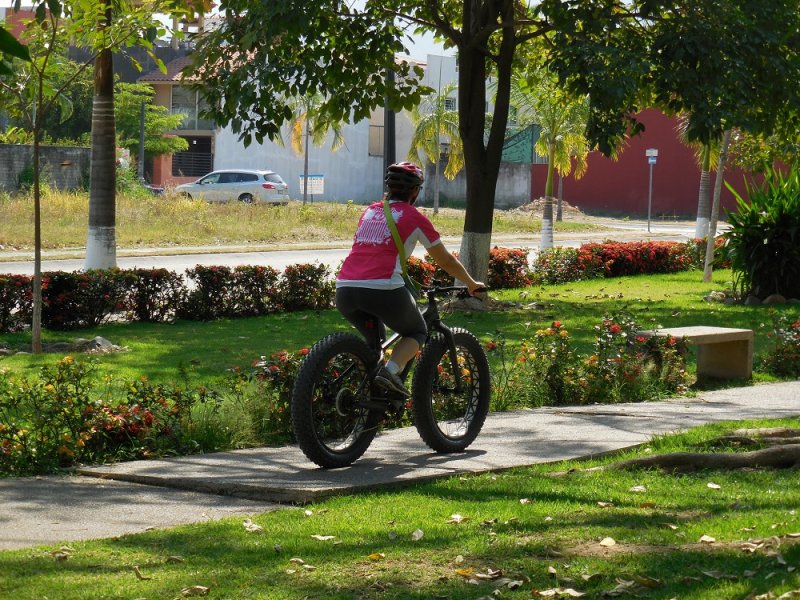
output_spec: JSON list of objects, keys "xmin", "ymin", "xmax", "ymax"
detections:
[{"xmin": 336, "ymin": 161, "xmax": 485, "ymax": 397}]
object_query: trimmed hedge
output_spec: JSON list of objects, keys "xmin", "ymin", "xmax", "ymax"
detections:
[{"xmin": 0, "ymin": 241, "xmax": 706, "ymax": 333}]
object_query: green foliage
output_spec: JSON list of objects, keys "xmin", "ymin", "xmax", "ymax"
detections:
[
  {"xmin": 546, "ymin": 0, "xmax": 800, "ymax": 152},
  {"xmin": 724, "ymin": 168, "xmax": 800, "ymax": 299},
  {"xmin": 114, "ymin": 82, "xmax": 188, "ymax": 159},
  {"xmin": 488, "ymin": 313, "xmax": 690, "ymax": 408},
  {"xmin": 188, "ymin": 0, "xmax": 424, "ymax": 146},
  {"xmin": 0, "ymin": 356, "xmax": 212, "ymax": 476},
  {"xmin": 0, "ymin": 24, "xmax": 30, "ymax": 75},
  {"xmin": 41, "ymin": 270, "xmax": 123, "ymax": 330},
  {"xmin": 118, "ymin": 268, "xmax": 184, "ymax": 323},
  {"xmin": 487, "ymin": 247, "xmax": 532, "ymax": 289},
  {"xmin": 730, "ymin": 127, "xmax": 800, "ymax": 174},
  {"xmin": 0, "ymin": 274, "xmax": 32, "ymax": 333},
  {"xmin": 276, "ymin": 263, "xmax": 335, "ymax": 312},
  {"xmin": 761, "ymin": 310, "xmax": 800, "ymax": 378},
  {"xmin": 0, "ymin": 126, "xmax": 33, "ymax": 144},
  {"xmin": 407, "ymin": 82, "xmax": 463, "ymax": 180},
  {"xmin": 531, "ymin": 241, "xmax": 698, "ymax": 285}
]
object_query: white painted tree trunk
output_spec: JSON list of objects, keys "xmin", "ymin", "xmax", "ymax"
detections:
[
  {"xmin": 458, "ymin": 231, "xmax": 492, "ymax": 285},
  {"xmin": 703, "ymin": 129, "xmax": 732, "ymax": 283},
  {"xmin": 85, "ymin": 226, "xmax": 117, "ymax": 269}
]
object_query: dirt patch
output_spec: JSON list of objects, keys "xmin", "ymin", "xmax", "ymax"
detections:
[{"xmin": 507, "ymin": 198, "xmax": 586, "ymax": 219}]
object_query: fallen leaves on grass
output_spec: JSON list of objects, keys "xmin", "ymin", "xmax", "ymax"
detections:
[
  {"xmin": 177, "ymin": 586, "xmax": 209, "ymax": 597},
  {"xmin": 699, "ymin": 534, "xmax": 716, "ymax": 543},
  {"xmin": 132, "ymin": 565, "xmax": 152, "ymax": 581},
  {"xmin": 242, "ymin": 519, "xmax": 263, "ymax": 533},
  {"xmin": 532, "ymin": 586, "xmax": 586, "ymax": 597},
  {"xmin": 599, "ymin": 537, "xmax": 617, "ymax": 547},
  {"xmin": 447, "ymin": 514, "xmax": 468, "ymax": 524}
]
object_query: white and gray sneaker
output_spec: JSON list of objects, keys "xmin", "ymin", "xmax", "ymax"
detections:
[{"xmin": 374, "ymin": 367, "xmax": 411, "ymax": 397}]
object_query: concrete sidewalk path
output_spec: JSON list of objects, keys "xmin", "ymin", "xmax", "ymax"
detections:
[{"xmin": 2, "ymin": 381, "xmax": 798, "ymax": 551}]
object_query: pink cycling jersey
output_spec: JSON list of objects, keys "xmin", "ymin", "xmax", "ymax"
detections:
[{"xmin": 336, "ymin": 200, "xmax": 442, "ymax": 289}]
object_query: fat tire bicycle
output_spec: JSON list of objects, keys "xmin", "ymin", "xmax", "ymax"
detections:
[{"xmin": 290, "ymin": 286, "xmax": 491, "ymax": 469}]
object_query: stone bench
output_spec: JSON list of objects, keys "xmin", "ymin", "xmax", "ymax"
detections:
[{"xmin": 641, "ymin": 326, "xmax": 754, "ymax": 380}]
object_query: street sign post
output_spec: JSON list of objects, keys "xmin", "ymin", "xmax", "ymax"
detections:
[
  {"xmin": 646, "ymin": 149, "xmax": 658, "ymax": 232},
  {"xmin": 299, "ymin": 174, "xmax": 325, "ymax": 201}
]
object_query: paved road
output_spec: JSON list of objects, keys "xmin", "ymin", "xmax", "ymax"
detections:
[
  {"xmin": 0, "ymin": 220, "xmax": 700, "ymax": 276},
  {"xmin": 2, "ymin": 380, "xmax": 798, "ymax": 550}
]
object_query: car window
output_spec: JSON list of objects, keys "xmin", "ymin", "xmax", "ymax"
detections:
[
  {"xmin": 217, "ymin": 173, "xmax": 236, "ymax": 184},
  {"xmin": 238, "ymin": 173, "xmax": 259, "ymax": 182},
  {"xmin": 200, "ymin": 173, "xmax": 220, "ymax": 184},
  {"xmin": 263, "ymin": 173, "xmax": 285, "ymax": 184}
]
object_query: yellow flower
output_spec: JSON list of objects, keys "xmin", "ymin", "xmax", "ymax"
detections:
[
  {"xmin": 44, "ymin": 384, "xmax": 56, "ymax": 393},
  {"xmin": 57, "ymin": 446, "xmax": 75, "ymax": 458}
]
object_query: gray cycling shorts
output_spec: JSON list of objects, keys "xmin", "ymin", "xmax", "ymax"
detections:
[{"xmin": 335, "ymin": 286, "xmax": 427, "ymax": 347}]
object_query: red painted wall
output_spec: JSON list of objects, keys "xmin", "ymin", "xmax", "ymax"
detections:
[{"xmin": 531, "ymin": 109, "xmax": 750, "ymax": 218}]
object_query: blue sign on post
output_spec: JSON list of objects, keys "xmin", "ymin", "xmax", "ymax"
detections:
[{"xmin": 648, "ymin": 156, "xmax": 657, "ymax": 165}]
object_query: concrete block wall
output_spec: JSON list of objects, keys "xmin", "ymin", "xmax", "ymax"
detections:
[{"xmin": 0, "ymin": 144, "xmax": 91, "ymax": 193}]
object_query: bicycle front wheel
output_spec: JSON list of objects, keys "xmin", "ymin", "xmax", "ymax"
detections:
[
  {"xmin": 291, "ymin": 333, "xmax": 382, "ymax": 468},
  {"xmin": 411, "ymin": 327, "xmax": 491, "ymax": 453}
]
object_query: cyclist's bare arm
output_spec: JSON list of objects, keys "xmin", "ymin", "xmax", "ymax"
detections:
[{"xmin": 427, "ymin": 243, "xmax": 486, "ymax": 296}]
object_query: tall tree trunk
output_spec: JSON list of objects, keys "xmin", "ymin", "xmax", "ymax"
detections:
[
  {"xmin": 433, "ymin": 147, "xmax": 441, "ymax": 215},
  {"xmin": 302, "ymin": 117, "xmax": 309, "ymax": 205},
  {"xmin": 85, "ymin": 45, "xmax": 117, "ymax": 270},
  {"xmin": 31, "ymin": 108, "xmax": 43, "ymax": 354},
  {"xmin": 540, "ymin": 144, "xmax": 556, "ymax": 250},
  {"xmin": 694, "ymin": 144, "xmax": 712, "ymax": 239},
  {"xmin": 457, "ymin": 0, "xmax": 514, "ymax": 283},
  {"xmin": 703, "ymin": 130, "xmax": 732, "ymax": 283},
  {"xmin": 556, "ymin": 173, "xmax": 564, "ymax": 222}
]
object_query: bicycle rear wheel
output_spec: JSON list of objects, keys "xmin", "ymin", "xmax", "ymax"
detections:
[
  {"xmin": 411, "ymin": 327, "xmax": 491, "ymax": 453},
  {"xmin": 291, "ymin": 333, "xmax": 382, "ymax": 468}
]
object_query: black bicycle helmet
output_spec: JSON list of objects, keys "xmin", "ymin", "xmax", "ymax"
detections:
[{"xmin": 385, "ymin": 162, "xmax": 424, "ymax": 190}]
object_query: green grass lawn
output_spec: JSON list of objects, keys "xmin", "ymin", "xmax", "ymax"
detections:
[
  {"xmin": 2, "ymin": 269, "xmax": 796, "ymax": 388},
  {"xmin": 1, "ymin": 417, "xmax": 799, "ymax": 599}
]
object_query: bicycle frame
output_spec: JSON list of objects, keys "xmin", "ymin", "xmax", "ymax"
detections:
[{"xmin": 380, "ymin": 286, "xmax": 467, "ymax": 395}]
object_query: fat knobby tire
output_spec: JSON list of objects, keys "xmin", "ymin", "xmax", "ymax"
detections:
[
  {"xmin": 291, "ymin": 332, "xmax": 381, "ymax": 469},
  {"xmin": 411, "ymin": 327, "xmax": 491, "ymax": 453}
]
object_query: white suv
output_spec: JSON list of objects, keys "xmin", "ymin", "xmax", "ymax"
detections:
[{"xmin": 175, "ymin": 169, "xmax": 290, "ymax": 204}]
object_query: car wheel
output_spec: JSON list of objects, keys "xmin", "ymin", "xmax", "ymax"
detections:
[{"xmin": 239, "ymin": 193, "xmax": 254, "ymax": 204}]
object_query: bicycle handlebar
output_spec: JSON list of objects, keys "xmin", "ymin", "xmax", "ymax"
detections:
[{"xmin": 422, "ymin": 285, "xmax": 489, "ymax": 299}]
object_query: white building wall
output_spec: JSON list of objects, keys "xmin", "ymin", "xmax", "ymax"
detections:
[
  {"xmin": 212, "ymin": 54, "xmax": 466, "ymax": 205},
  {"xmin": 213, "ymin": 120, "xmax": 385, "ymax": 203}
]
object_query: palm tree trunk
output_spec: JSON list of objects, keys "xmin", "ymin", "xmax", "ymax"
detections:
[
  {"xmin": 540, "ymin": 144, "xmax": 556, "ymax": 250},
  {"xmin": 703, "ymin": 129, "xmax": 732, "ymax": 283},
  {"xmin": 556, "ymin": 173, "xmax": 564, "ymax": 222},
  {"xmin": 694, "ymin": 144, "xmax": 712, "ymax": 239},
  {"xmin": 433, "ymin": 149, "xmax": 441, "ymax": 214},
  {"xmin": 302, "ymin": 118, "xmax": 309, "ymax": 205},
  {"xmin": 85, "ymin": 46, "xmax": 117, "ymax": 270}
]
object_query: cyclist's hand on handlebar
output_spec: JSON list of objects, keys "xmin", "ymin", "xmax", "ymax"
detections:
[{"xmin": 468, "ymin": 281, "xmax": 488, "ymax": 299}]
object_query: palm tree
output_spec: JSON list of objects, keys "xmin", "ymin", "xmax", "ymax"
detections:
[
  {"xmin": 285, "ymin": 93, "xmax": 345, "ymax": 205},
  {"xmin": 703, "ymin": 129, "xmax": 732, "ymax": 283},
  {"xmin": 84, "ymin": 0, "xmax": 198, "ymax": 269},
  {"xmin": 509, "ymin": 72, "xmax": 590, "ymax": 249},
  {"xmin": 677, "ymin": 115, "xmax": 721, "ymax": 239},
  {"xmin": 407, "ymin": 82, "xmax": 464, "ymax": 214}
]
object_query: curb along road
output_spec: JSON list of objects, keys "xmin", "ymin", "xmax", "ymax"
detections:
[{"xmin": 0, "ymin": 224, "xmax": 697, "ymax": 276}]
